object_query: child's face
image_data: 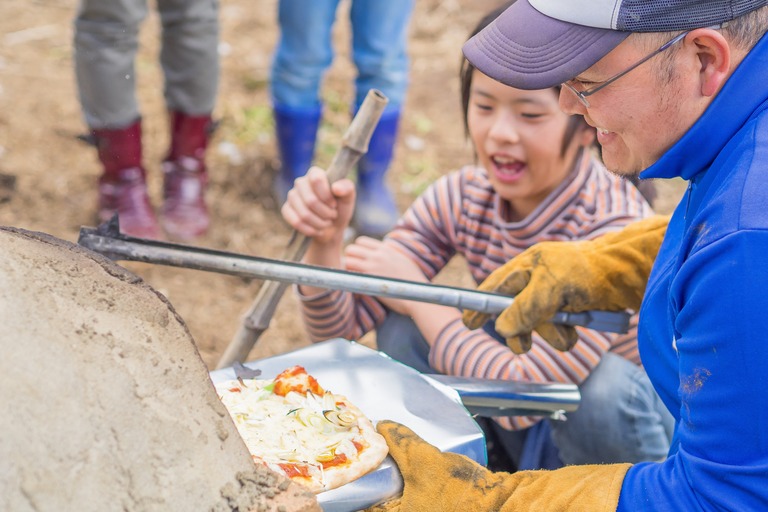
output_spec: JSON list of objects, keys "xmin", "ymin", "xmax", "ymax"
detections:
[{"xmin": 468, "ymin": 70, "xmax": 591, "ymax": 220}]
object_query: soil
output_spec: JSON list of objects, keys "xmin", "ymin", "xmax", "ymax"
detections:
[{"xmin": 0, "ymin": 0, "xmax": 687, "ymax": 370}]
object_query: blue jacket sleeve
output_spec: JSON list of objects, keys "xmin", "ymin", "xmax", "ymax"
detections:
[{"xmin": 618, "ymin": 230, "xmax": 768, "ymax": 511}]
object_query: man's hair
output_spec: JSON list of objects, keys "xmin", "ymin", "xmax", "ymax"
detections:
[
  {"xmin": 636, "ymin": 5, "xmax": 768, "ymax": 82},
  {"xmin": 459, "ymin": 1, "xmax": 592, "ymax": 157},
  {"xmin": 722, "ymin": 4, "xmax": 768, "ymax": 49}
]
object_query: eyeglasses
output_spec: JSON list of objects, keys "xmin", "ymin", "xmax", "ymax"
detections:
[{"xmin": 562, "ymin": 31, "xmax": 689, "ymax": 108}]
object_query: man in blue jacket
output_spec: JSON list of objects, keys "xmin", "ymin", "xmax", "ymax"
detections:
[{"xmin": 368, "ymin": 1, "xmax": 768, "ymax": 510}]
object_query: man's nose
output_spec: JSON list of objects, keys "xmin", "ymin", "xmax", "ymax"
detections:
[{"xmin": 559, "ymin": 87, "xmax": 586, "ymax": 115}]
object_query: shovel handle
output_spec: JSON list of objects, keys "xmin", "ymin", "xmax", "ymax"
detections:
[{"xmin": 217, "ymin": 90, "xmax": 389, "ymax": 369}]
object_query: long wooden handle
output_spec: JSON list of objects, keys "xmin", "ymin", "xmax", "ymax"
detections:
[{"xmin": 216, "ymin": 90, "xmax": 389, "ymax": 369}]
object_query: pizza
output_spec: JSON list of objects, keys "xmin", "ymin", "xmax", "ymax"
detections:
[{"xmin": 215, "ymin": 365, "xmax": 389, "ymax": 493}]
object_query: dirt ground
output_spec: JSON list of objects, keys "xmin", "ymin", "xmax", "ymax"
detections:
[{"xmin": 0, "ymin": 0, "xmax": 687, "ymax": 370}]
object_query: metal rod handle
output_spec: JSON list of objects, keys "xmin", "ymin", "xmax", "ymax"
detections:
[{"xmin": 78, "ymin": 226, "xmax": 631, "ymax": 334}]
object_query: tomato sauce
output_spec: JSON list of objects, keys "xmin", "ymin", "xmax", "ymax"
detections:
[
  {"xmin": 321, "ymin": 453, "xmax": 348, "ymax": 469},
  {"xmin": 273, "ymin": 365, "xmax": 326, "ymax": 396},
  {"xmin": 278, "ymin": 462, "xmax": 312, "ymax": 478}
]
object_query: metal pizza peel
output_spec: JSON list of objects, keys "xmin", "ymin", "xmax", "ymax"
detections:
[
  {"xmin": 209, "ymin": 339, "xmax": 579, "ymax": 511},
  {"xmin": 76, "ymin": 217, "xmax": 597, "ymax": 509}
]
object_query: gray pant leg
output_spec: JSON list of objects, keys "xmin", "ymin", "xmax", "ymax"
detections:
[
  {"xmin": 376, "ymin": 311, "xmax": 434, "ymax": 374},
  {"xmin": 550, "ymin": 352, "xmax": 674, "ymax": 464},
  {"xmin": 379, "ymin": 311, "xmax": 674, "ymax": 466},
  {"xmin": 74, "ymin": 0, "xmax": 148, "ymax": 129},
  {"xmin": 157, "ymin": 0, "xmax": 219, "ymax": 115}
]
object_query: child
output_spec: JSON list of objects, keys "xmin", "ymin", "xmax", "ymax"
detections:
[{"xmin": 281, "ymin": 3, "xmax": 671, "ymax": 471}]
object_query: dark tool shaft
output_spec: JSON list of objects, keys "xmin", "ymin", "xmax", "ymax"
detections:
[{"xmin": 78, "ymin": 222, "xmax": 631, "ymax": 339}]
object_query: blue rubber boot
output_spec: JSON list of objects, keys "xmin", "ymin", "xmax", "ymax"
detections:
[
  {"xmin": 354, "ymin": 109, "xmax": 400, "ymax": 238},
  {"xmin": 272, "ymin": 103, "xmax": 322, "ymax": 205}
]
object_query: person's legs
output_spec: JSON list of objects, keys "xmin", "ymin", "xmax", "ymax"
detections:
[
  {"xmin": 348, "ymin": 0, "xmax": 412, "ymax": 110},
  {"xmin": 74, "ymin": 0, "xmax": 160, "ymax": 238},
  {"xmin": 159, "ymin": 111, "xmax": 215, "ymax": 239},
  {"xmin": 157, "ymin": 0, "xmax": 219, "ymax": 116},
  {"xmin": 473, "ymin": 417, "xmax": 524, "ymax": 472},
  {"xmin": 375, "ymin": 311, "xmax": 433, "ymax": 374},
  {"xmin": 89, "ymin": 120, "xmax": 160, "ymax": 239},
  {"xmin": 348, "ymin": 0, "xmax": 414, "ymax": 237},
  {"xmin": 377, "ymin": 312, "xmax": 555, "ymax": 471},
  {"xmin": 74, "ymin": 0, "xmax": 147, "ymax": 128},
  {"xmin": 351, "ymin": 109, "xmax": 401, "ymax": 238},
  {"xmin": 270, "ymin": 0, "xmax": 339, "ymax": 204},
  {"xmin": 157, "ymin": 0, "xmax": 219, "ymax": 240},
  {"xmin": 550, "ymin": 352, "xmax": 674, "ymax": 465},
  {"xmin": 271, "ymin": 0, "xmax": 339, "ymax": 109}
]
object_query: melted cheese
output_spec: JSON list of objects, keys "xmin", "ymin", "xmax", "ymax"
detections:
[{"xmin": 215, "ymin": 378, "xmax": 362, "ymax": 477}]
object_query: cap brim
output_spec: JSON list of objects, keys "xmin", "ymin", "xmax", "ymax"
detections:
[{"xmin": 463, "ymin": 0, "xmax": 630, "ymax": 90}]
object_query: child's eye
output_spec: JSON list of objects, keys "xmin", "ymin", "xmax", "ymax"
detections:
[
  {"xmin": 473, "ymin": 103, "xmax": 493, "ymax": 112},
  {"xmin": 521, "ymin": 112, "xmax": 544, "ymax": 119}
]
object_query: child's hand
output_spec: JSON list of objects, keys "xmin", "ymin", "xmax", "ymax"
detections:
[
  {"xmin": 281, "ymin": 166, "xmax": 356, "ymax": 245},
  {"xmin": 344, "ymin": 237, "xmax": 427, "ymax": 314}
]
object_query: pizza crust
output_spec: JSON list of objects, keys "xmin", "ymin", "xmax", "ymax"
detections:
[{"xmin": 314, "ymin": 399, "xmax": 389, "ymax": 492}]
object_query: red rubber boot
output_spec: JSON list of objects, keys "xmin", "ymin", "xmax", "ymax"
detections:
[
  {"xmin": 161, "ymin": 111, "xmax": 213, "ymax": 240},
  {"xmin": 93, "ymin": 120, "xmax": 162, "ymax": 239}
]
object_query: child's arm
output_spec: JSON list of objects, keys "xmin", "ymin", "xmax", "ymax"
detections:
[
  {"xmin": 343, "ymin": 237, "xmax": 463, "ymax": 344},
  {"xmin": 280, "ymin": 166, "xmax": 356, "ymax": 295}
]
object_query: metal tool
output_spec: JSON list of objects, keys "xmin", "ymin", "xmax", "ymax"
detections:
[
  {"xmin": 209, "ymin": 339, "xmax": 580, "ymax": 512},
  {"xmin": 426, "ymin": 374, "xmax": 579, "ymax": 419},
  {"xmin": 78, "ymin": 217, "xmax": 631, "ymax": 335}
]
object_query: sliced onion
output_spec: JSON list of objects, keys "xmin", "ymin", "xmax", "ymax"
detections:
[
  {"xmin": 335, "ymin": 438, "xmax": 357, "ymax": 458},
  {"xmin": 296, "ymin": 408, "xmax": 325, "ymax": 429},
  {"xmin": 322, "ymin": 392, "xmax": 336, "ymax": 411},
  {"xmin": 315, "ymin": 449, "xmax": 336, "ymax": 462},
  {"xmin": 323, "ymin": 409, "xmax": 357, "ymax": 428}
]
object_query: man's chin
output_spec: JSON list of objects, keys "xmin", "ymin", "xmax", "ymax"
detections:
[
  {"xmin": 601, "ymin": 154, "xmax": 644, "ymax": 179},
  {"xmin": 607, "ymin": 168, "xmax": 641, "ymax": 182},
  {"xmin": 603, "ymin": 164, "xmax": 641, "ymax": 181}
]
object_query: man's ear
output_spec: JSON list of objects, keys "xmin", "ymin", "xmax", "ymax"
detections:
[{"xmin": 686, "ymin": 28, "xmax": 732, "ymax": 97}]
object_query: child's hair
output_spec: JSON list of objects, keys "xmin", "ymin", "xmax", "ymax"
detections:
[{"xmin": 460, "ymin": 1, "xmax": 594, "ymax": 156}]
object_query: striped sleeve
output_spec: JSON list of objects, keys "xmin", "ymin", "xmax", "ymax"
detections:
[
  {"xmin": 297, "ymin": 286, "xmax": 389, "ymax": 343},
  {"xmin": 386, "ymin": 171, "xmax": 465, "ymax": 277},
  {"xmin": 298, "ymin": 172, "xmax": 464, "ymax": 342}
]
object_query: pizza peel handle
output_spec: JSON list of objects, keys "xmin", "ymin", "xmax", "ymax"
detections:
[
  {"xmin": 76, "ymin": 224, "xmax": 631, "ymax": 335},
  {"xmin": 216, "ymin": 90, "xmax": 389, "ymax": 369}
]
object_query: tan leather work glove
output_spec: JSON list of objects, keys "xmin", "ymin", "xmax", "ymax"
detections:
[
  {"xmin": 463, "ymin": 215, "xmax": 669, "ymax": 353},
  {"xmin": 366, "ymin": 421, "xmax": 630, "ymax": 512}
]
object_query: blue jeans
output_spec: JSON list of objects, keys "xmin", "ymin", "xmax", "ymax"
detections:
[
  {"xmin": 270, "ymin": 0, "xmax": 413, "ymax": 110},
  {"xmin": 377, "ymin": 312, "xmax": 674, "ymax": 467}
]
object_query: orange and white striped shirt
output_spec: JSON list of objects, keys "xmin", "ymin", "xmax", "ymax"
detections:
[{"xmin": 298, "ymin": 151, "xmax": 652, "ymax": 429}]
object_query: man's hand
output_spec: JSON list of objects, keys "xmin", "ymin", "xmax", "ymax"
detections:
[
  {"xmin": 463, "ymin": 216, "xmax": 669, "ymax": 354},
  {"xmin": 367, "ymin": 421, "xmax": 519, "ymax": 511},
  {"xmin": 367, "ymin": 420, "xmax": 630, "ymax": 512}
]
